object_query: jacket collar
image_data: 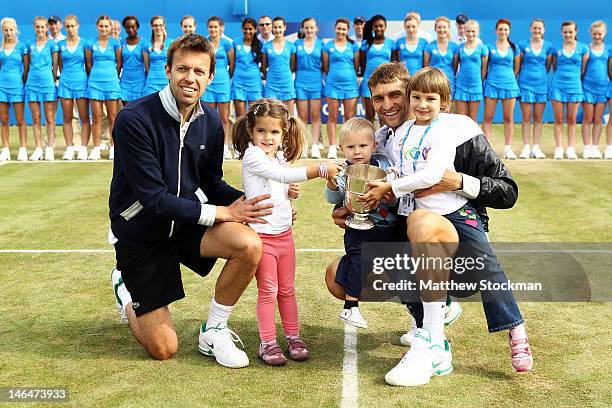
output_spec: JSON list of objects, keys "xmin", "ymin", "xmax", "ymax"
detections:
[{"xmin": 159, "ymin": 85, "xmax": 205, "ymax": 124}]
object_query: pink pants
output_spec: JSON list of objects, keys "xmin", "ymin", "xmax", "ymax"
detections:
[{"xmin": 256, "ymin": 229, "xmax": 300, "ymax": 342}]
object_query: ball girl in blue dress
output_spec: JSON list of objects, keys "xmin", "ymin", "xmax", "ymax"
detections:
[
  {"xmin": 261, "ymin": 17, "xmax": 296, "ymax": 112},
  {"xmin": 550, "ymin": 21, "xmax": 589, "ymax": 160},
  {"xmin": 322, "ymin": 18, "xmax": 360, "ymax": 159},
  {"xmin": 359, "ymin": 15, "xmax": 395, "ymax": 122},
  {"xmin": 581, "ymin": 21, "xmax": 609, "ymax": 159},
  {"xmin": 452, "ymin": 20, "xmax": 488, "ymax": 122},
  {"xmin": 295, "ymin": 17, "xmax": 324, "ymax": 158},
  {"xmin": 85, "ymin": 15, "xmax": 122, "ymax": 160},
  {"xmin": 482, "ymin": 18, "xmax": 521, "ymax": 160},
  {"xmin": 204, "ymin": 16, "xmax": 234, "ymax": 159},
  {"xmin": 120, "ymin": 16, "xmax": 149, "ymax": 105},
  {"xmin": 232, "ymin": 17, "xmax": 263, "ymax": 120},
  {"xmin": 26, "ymin": 16, "xmax": 59, "ymax": 161},
  {"xmin": 0, "ymin": 18, "xmax": 29, "ymax": 162},
  {"xmin": 607, "ymin": 63, "xmax": 612, "ymax": 160},
  {"xmin": 424, "ymin": 16, "xmax": 458, "ymax": 94},
  {"xmin": 58, "ymin": 15, "xmax": 90, "ymax": 161},
  {"xmin": 393, "ymin": 14, "xmax": 427, "ymax": 76},
  {"xmin": 143, "ymin": 16, "xmax": 171, "ymax": 96},
  {"xmin": 517, "ymin": 19, "xmax": 553, "ymax": 159}
]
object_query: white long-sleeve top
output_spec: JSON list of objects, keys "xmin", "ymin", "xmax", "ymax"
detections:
[
  {"xmin": 242, "ymin": 145, "xmax": 309, "ymax": 234},
  {"xmin": 386, "ymin": 118, "xmax": 467, "ymax": 215}
]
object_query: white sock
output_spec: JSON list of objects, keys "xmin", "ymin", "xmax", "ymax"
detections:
[
  {"xmin": 206, "ymin": 298, "xmax": 234, "ymax": 328},
  {"xmin": 116, "ymin": 283, "xmax": 132, "ymax": 311},
  {"xmin": 509, "ymin": 323, "xmax": 527, "ymax": 340},
  {"xmin": 504, "ymin": 145, "xmax": 512, "ymax": 150},
  {"xmin": 422, "ymin": 300, "xmax": 446, "ymax": 346}
]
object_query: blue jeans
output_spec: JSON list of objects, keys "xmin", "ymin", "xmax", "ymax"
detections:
[{"xmin": 406, "ymin": 205, "xmax": 524, "ymax": 333}]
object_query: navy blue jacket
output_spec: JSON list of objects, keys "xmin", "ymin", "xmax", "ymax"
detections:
[{"xmin": 109, "ymin": 88, "xmax": 242, "ymax": 246}]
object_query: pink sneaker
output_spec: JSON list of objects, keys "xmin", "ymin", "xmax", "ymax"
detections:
[
  {"xmin": 509, "ymin": 334, "xmax": 533, "ymax": 372},
  {"xmin": 258, "ymin": 341, "xmax": 287, "ymax": 366},
  {"xmin": 287, "ymin": 336, "xmax": 310, "ymax": 362}
]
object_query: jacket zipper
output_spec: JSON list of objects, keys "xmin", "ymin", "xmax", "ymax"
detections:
[{"xmin": 169, "ymin": 123, "xmax": 187, "ymax": 237}]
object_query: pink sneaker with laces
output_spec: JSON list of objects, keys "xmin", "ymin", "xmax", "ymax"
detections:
[
  {"xmin": 287, "ymin": 336, "xmax": 310, "ymax": 362},
  {"xmin": 509, "ymin": 334, "xmax": 533, "ymax": 372},
  {"xmin": 258, "ymin": 341, "xmax": 287, "ymax": 366}
]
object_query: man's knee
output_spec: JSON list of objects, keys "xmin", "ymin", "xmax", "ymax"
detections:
[
  {"xmin": 407, "ymin": 209, "xmax": 442, "ymax": 241},
  {"xmin": 145, "ymin": 335, "xmax": 178, "ymax": 360},
  {"xmin": 233, "ymin": 228, "xmax": 263, "ymax": 267}
]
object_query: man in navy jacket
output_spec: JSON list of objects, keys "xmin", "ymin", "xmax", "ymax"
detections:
[{"xmin": 109, "ymin": 34, "xmax": 272, "ymax": 368}]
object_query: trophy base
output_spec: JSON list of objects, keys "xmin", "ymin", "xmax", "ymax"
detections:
[{"xmin": 345, "ymin": 215, "xmax": 375, "ymax": 230}]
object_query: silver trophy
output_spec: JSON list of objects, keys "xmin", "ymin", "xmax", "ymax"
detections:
[{"xmin": 343, "ymin": 164, "xmax": 392, "ymax": 230}]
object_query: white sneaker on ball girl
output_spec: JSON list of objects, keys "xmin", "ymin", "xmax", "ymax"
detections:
[{"xmin": 232, "ymin": 99, "xmax": 342, "ymax": 366}]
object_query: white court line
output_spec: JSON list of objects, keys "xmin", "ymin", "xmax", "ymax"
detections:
[
  {"xmin": 0, "ymin": 248, "xmax": 610, "ymax": 254},
  {"xmin": 341, "ymin": 324, "xmax": 358, "ymax": 408}
]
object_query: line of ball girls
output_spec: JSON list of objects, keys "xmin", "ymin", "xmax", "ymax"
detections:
[{"xmin": 0, "ymin": 12, "xmax": 610, "ymax": 162}]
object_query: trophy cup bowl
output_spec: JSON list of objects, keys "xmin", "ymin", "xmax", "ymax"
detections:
[{"xmin": 344, "ymin": 164, "xmax": 388, "ymax": 230}]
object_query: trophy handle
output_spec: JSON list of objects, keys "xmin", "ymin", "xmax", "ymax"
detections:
[
  {"xmin": 385, "ymin": 166, "xmax": 400, "ymax": 182},
  {"xmin": 329, "ymin": 161, "xmax": 348, "ymax": 188}
]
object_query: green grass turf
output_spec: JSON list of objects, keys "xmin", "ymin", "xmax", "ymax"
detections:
[{"xmin": 0, "ymin": 124, "xmax": 610, "ymax": 407}]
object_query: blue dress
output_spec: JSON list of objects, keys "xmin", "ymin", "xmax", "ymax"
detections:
[
  {"xmin": 86, "ymin": 37, "xmax": 122, "ymax": 100},
  {"xmin": 58, "ymin": 39, "xmax": 87, "ymax": 99},
  {"xmin": 549, "ymin": 42, "xmax": 589, "ymax": 102},
  {"xmin": 262, "ymin": 40, "xmax": 296, "ymax": 100},
  {"xmin": 395, "ymin": 37, "xmax": 427, "ymax": 75},
  {"xmin": 294, "ymin": 38, "xmax": 323, "ymax": 100},
  {"xmin": 582, "ymin": 44, "xmax": 610, "ymax": 104},
  {"xmin": 25, "ymin": 40, "xmax": 59, "ymax": 102},
  {"xmin": 120, "ymin": 38, "xmax": 148, "ymax": 101},
  {"xmin": 202, "ymin": 37, "xmax": 232, "ymax": 103},
  {"xmin": 360, "ymin": 38, "xmax": 395, "ymax": 97},
  {"xmin": 484, "ymin": 43, "xmax": 520, "ymax": 99},
  {"xmin": 323, "ymin": 41, "xmax": 359, "ymax": 100},
  {"xmin": 0, "ymin": 42, "xmax": 28, "ymax": 103},
  {"xmin": 518, "ymin": 40, "xmax": 554, "ymax": 103},
  {"xmin": 143, "ymin": 39, "xmax": 172, "ymax": 95},
  {"xmin": 454, "ymin": 43, "xmax": 488, "ymax": 101},
  {"xmin": 231, "ymin": 38, "xmax": 262, "ymax": 101},
  {"xmin": 425, "ymin": 41, "xmax": 458, "ymax": 93}
]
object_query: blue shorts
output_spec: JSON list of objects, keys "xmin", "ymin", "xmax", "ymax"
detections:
[
  {"xmin": 58, "ymin": 82, "xmax": 87, "ymax": 99},
  {"xmin": 582, "ymin": 86, "xmax": 607, "ymax": 104},
  {"xmin": 0, "ymin": 88, "xmax": 25, "ymax": 103},
  {"xmin": 484, "ymin": 83, "xmax": 520, "ymax": 99},
  {"xmin": 549, "ymin": 87, "xmax": 583, "ymax": 103},
  {"xmin": 454, "ymin": 87, "xmax": 483, "ymax": 102},
  {"xmin": 201, "ymin": 88, "xmax": 231, "ymax": 103},
  {"xmin": 26, "ymin": 86, "xmax": 57, "ymax": 102},
  {"xmin": 231, "ymin": 82, "xmax": 263, "ymax": 102},
  {"xmin": 519, "ymin": 88, "xmax": 548, "ymax": 103},
  {"xmin": 324, "ymin": 83, "xmax": 359, "ymax": 100},
  {"xmin": 295, "ymin": 88, "xmax": 322, "ymax": 100}
]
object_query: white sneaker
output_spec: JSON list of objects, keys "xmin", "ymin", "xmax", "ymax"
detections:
[
  {"xmin": 339, "ymin": 307, "xmax": 368, "ymax": 329},
  {"xmin": 0, "ymin": 147, "xmax": 10, "ymax": 161},
  {"xmin": 77, "ymin": 146, "xmax": 88, "ymax": 161},
  {"xmin": 317, "ymin": 144, "xmax": 325, "ymax": 150},
  {"xmin": 88, "ymin": 147, "xmax": 101, "ymax": 161},
  {"xmin": 553, "ymin": 147, "xmax": 564, "ymax": 160},
  {"xmin": 385, "ymin": 328, "xmax": 453, "ymax": 386},
  {"xmin": 44, "ymin": 147, "xmax": 54, "ymax": 161},
  {"xmin": 100, "ymin": 141, "xmax": 109, "ymax": 151},
  {"xmin": 311, "ymin": 144, "xmax": 321, "ymax": 159},
  {"xmin": 582, "ymin": 145, "xmax": 592, "ymax": 159},
  {"xmin": 29, "ymin": 147, "xmax": 43, "ymax": 161},
  {"xmin": 444, "ymin": 299, "xmax": 462, "ymax": 326},
  {"xmin": 400, "ymin": 319, "xmax": 418, "ymax": 346},
  {"xmin": 519, "ymin": 144, "xmax": 531, "ymax": 159},
  {"xmin": 590, "ymin": 146, "xmax": 602, "ymax": 159},
  {"xmin": 327, "ymin": 145, "xmax": 338, "ymax": 159},
  {"xmin": 503, "ymin": 146, "xmax": 517, "ymax": 160},
  {"xmin": 17, "ymin": 147, "xmax": 28, "ymax": 161},
  {"xmin": 109, "ymin": 146, "xmax": 114, "ymax": 160},
  {"xmin": 530, "ymin": 145, "xmax": 546, "ymax": 159},
  {"xmin": 62, "ymin": 146, "xmax": 75, "ymax": 160},
  {"xmin": 111, "ymin": 268, "xmax": 128, "ymax": 323},
  {"xmin": 604, "ymin": 146, "xmax": 612, "ymax": 160},
  {"xmin": 198, "ymin": 323, "xmax": 250, "ymax": 368},
  {"xmin": 566, "ymin": 146, "xmax": 577, "ymax": 160}
]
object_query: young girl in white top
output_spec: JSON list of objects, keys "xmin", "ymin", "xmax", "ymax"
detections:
[{"xmin": 232, "ymin": 98, "xmax": 341, "ymax": 366}]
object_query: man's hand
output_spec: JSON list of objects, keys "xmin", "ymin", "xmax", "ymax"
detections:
[
  {"xmin": 216, "ymin": 194, "xmax": 274, "ymax": 224},
  {"xmin": 288, "ymin": 183, "xmax": 300, "ymax": 199},
  {"xmin": 292, "ymin": 205, "xmax": 298, "ymax": 224},
  {"xmin": 414, "ymin": 170, "xmax": 463, "ymax": 198},
  {"xmin": 358, "ymin": 181, "xmax": 391, "ymax": 209},
  {"xmin": 382, "ymin": 190, "xmax": 397, "ymax": 205},
  {"xmin": 331, "ymin": 206, "xmax": 350, "ymax": 229}
]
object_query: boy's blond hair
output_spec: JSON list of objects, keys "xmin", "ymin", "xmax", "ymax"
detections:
[
  {"xmin": 408, "ymin": 67, "xmax": 452, "ymax": 110},
  {"xmin": 339, "ymin": 117, "xmax": 375, "ymax": 145}
]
